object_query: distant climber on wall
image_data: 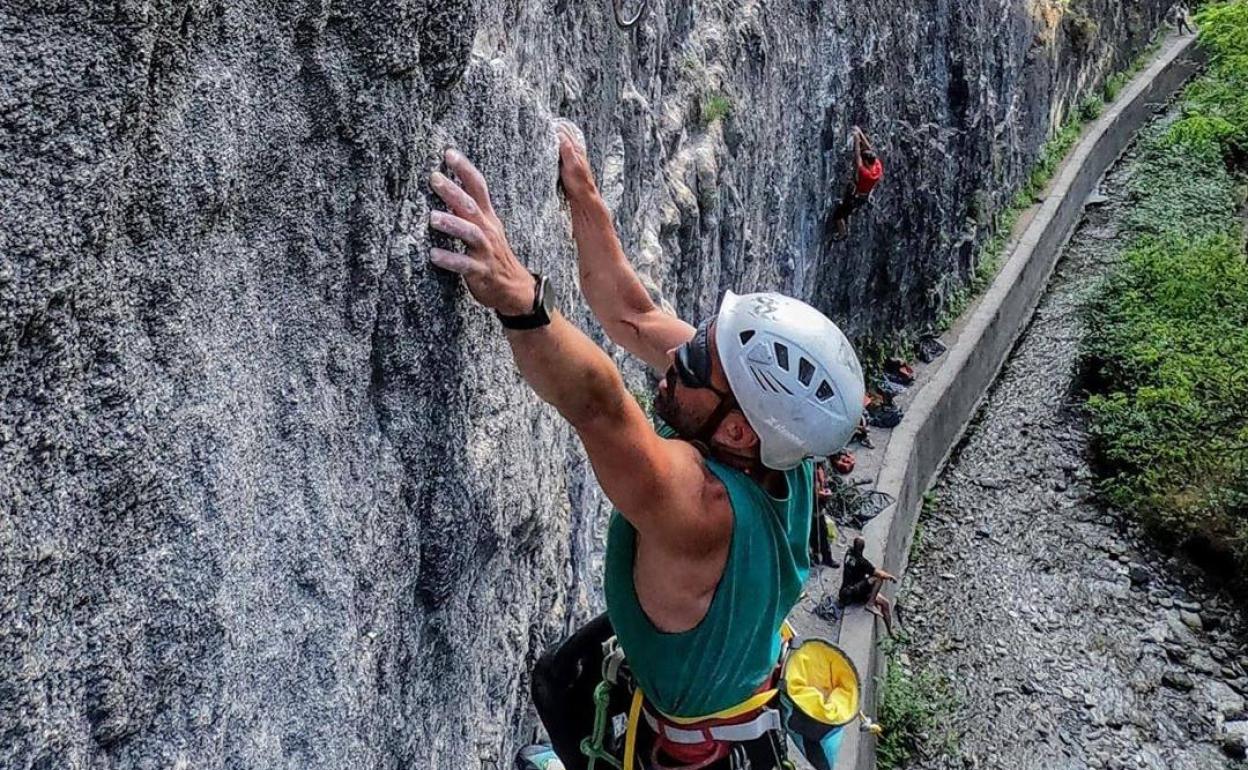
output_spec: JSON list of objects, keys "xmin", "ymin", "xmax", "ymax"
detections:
[
  {"xmin": 426, "ymin": 120, "xmax": 865, "ymax": 770},
  {"xmin": 839, "ymin": 536, "xmax": 897, "ymax": 638},
  {"xmin": 831, "ymin": 125, "xmax": 883, "ymax": 241}
]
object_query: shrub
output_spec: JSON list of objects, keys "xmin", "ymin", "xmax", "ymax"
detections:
[
  {"xmin": 1103, "ymin": 71, "xmax": 1130, "ymax": 102},
  {"xmin": 877, "ymin": 645, "xmax": 956, "ymax": 769},
  {"xmin": 1079, "ymin": 95, "xmax": 1104, "ymax": 121},
  {"xmin": 700, "ymin": 93, "xmax": 732, "ymax": 125},
  {"xmin": 1083, "ymin": 235, "xmax": 1248, "ymax": 569},
  {"xmin": 1065, "ymin": 9, "xmax": 1100, "ymax": 53}
]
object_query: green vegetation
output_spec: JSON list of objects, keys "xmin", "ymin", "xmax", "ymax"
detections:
[
  {"xmin": 910, "ymin": 492, "xmax": 940, "ymax": 559},
  {"xmin": 1102, "ymin": 70, "xmax": 1131, "ymax": 102},
  {"xmin": 910, "ymin": 518, "xmax": 926, "ymax": 561},
  {"xmin": 936, "ymin": 33, "xmax": 1167, "ymax": 333},
  {"xmin": 1065, "ymin": 5, "xmax": 1100, "ymax": 53},
  {"xmin": 700, "ymin": 93, "xmax": 732, "ymax": 125},
  {"xmin": 1103, "ymin": 35, "xmax": 1164, "ymax": 103},
  {"xmin": 1081, "ymin": 1, "xmax": 1248, "ymax": 575},
  {"xmin": 1166, "ymin": 0, "xmax": 1248, "ymax": 157},
  {"xmin": 878, "ymin": 636, "xmax": 957, "ymax": 769}
]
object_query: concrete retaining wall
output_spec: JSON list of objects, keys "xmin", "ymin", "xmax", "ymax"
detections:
[{"xmin": 835, "ymin": 33, "xmax": 1205, "ymax": 770}]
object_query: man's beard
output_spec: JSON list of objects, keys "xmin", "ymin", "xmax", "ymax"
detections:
[{"xmin": 654, "ymin": 371, "xmax": 704, "ymax": 440}]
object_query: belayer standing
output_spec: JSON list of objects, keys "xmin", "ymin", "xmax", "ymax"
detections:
[
  {"xmin": 427, "ymin": 122, "xmax": 865, "ymax": 770},
  {"xmin": 831, "ymin": 126, "xmax": 883, "ymax": 241},
  {"xmin": 1169, "ymin": 1, "xmax": 1195, "ymax": 34}
]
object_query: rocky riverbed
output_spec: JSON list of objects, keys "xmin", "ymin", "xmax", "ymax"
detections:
[{"xmin": 897, "ymin": 124, "xmax": 1247, "ymax": 770}]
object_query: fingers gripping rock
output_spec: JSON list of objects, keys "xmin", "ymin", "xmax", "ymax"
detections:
[{"xmin": 553, "ymin": 118, "xmax": 587, "ymax": 154}]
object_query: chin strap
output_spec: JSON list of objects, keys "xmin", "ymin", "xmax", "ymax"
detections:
[{"xmin": 688, "ymin": 394, "xmax": 738, "ymax": 446}]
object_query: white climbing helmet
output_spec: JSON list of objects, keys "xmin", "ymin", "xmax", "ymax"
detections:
[{"xmin": 714, "ymin": 291, "xmax": 865, "ymax": 470}]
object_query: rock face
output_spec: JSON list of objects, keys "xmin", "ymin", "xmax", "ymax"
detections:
[{"xmin": 0, "ymin": 1, "xmax": 1169, "ymax": 768}]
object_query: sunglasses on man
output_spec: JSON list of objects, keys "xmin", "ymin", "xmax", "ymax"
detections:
[{"xmin": 666, "ymin": 319, "xmax": 739, "ymax": 444}]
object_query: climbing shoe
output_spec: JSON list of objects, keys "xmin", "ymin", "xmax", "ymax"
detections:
[{"xmin": 516, "ymin": 744, "xmax": 566, "ymax": 770}]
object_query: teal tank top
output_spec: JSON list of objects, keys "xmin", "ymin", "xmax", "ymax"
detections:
[{"xmin": 603, "ymin": 448, "xmax": 813, "ymax": 718}]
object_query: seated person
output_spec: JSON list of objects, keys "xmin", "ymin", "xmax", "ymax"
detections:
[{"xmin": 838, "ymin": 536, "xmax": 897, "ymax": 637}]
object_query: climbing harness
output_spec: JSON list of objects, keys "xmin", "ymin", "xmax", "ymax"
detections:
[
  {"xmin": 613, "ymin": 0, "xmax": 648, "ymax": 28},
  {"xmin": 812, "ymin": 595, "xmax": 842, "ymax": 624},
  {"xmin": 576, "ymin": 626, "xmax": 876, "ymax": 770}
]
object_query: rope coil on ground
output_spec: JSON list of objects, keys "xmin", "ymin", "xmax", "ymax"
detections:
[{"xmin": 822, "ymin": 479, "xmax": 896, "ymax": 527}]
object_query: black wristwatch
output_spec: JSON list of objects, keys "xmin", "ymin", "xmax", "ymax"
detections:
[{"xmin": 497, "ymin": 272, "xmax": 557, "ymax": 330}]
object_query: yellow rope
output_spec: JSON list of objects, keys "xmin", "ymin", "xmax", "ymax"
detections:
[{"xmin": 623, "ymin": 688, "xmax": 643, "ymax": 770}]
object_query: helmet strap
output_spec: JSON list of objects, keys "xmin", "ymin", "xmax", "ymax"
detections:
[{"xmin": 689, "ymin": 393, "xmax": 738, "ymax": 447}]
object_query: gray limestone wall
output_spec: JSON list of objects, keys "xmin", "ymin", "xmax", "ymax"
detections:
[{"xmin": 0, "ymin": 1, "xmax": 1171, "ymax": 768}]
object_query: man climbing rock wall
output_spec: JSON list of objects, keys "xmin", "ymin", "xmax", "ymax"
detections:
[{"xmin": 0, "ymin": 0, "xmax": 1169, "ymax": 768}]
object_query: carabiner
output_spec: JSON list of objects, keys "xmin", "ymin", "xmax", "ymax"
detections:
[{"xmin": 614, "ymin": 0, "xmax": 648, "ymax": 29}]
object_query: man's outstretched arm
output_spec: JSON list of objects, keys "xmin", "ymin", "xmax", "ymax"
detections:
[
  {"xmin": 556, "ymin": 123, "xmax": 696, "ymax": 373},
  {"xmin": 427, "ymin": 149, "xmax": 713, "ymax": 546}
]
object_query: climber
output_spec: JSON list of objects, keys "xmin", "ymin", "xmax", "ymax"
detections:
[
  {"xmin": 838, "ymin": 536, "xmax": 897, "ymax": 638},
  {"xmin": 426, "ymin": 120, "xmax": 865, "ymax": 770},
  {"xmin": 830, "ymin": 126, "xmax": 883, "ymax": 241}
]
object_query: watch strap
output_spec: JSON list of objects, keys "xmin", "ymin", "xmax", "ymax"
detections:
[{"xmin": 497, "ymin": 273, "xmax": 551, "ymax": 330}]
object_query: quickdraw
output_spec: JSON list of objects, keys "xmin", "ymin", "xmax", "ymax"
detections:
[
  {"xmin": 613, "ymin": 0, "xmax": 648, "ymax": 28},
  {"xmin": 581, "ymin": 680, "xmax": 624, "ymax": 770},
  {"xmin": 582, "ymin": 637, "xmax": 633, "ymax": 770}
]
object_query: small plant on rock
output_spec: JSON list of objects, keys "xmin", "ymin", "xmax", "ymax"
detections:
[{"xmin": 701, "ymin": 93, "xmax": 732, "ymax": 126}]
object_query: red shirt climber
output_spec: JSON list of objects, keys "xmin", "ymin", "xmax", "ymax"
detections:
[
  {"xmin": 855, "ymin": 152, "xmax": 883, "ymax": 196},
  {"xmin": 833, "ymin": 125, "xmax": 883, "ymax": 241}
]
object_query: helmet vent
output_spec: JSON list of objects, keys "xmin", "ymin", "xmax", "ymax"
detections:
[
  {"xmin": 816, "ymin": 381, "xmax": 835, "ymax": 401},
  {"xmin": 762, "ymin": 369, "xmax": 792, "ymax": 395},
  {"xmin": 798, "ymin": 358, "xmax": 815, "ymax": 386},
  {"xmin": 750, "ymin": 366, "xmax": 793, "ymax": 395},
  {"xmin": 774, "ymin": 343, "xmax": 789, "ymax": 371},
  {"xmin": 739, "ymin": 330, "xmax": 756, "ymax": 345}
]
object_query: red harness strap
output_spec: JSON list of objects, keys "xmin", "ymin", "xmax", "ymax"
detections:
[{"xmin": 644, "ymin": 668, "xmax": 781, "ymax": 769}]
